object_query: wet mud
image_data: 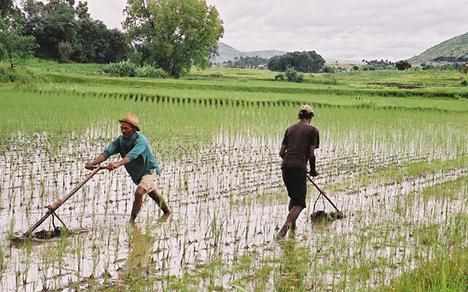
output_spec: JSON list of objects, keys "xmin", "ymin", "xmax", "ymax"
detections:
[
  {"xmin": 10, "ymin": 227, "xmax": 88, "ymax": 246},
  {"xmin": 310, "ymin": 210, "xmax": 345, "ymax": 223}
]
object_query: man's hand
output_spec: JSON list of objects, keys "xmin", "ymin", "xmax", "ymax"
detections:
[
  {"xmin": 309, "ymin": 169, "xmax": 319, "ymax": 177},
  {"xmin": 106, "ymin": 162, "xmax": 119, "ymax": 171},
  {"xmin": 85, "ymin": 161, "xmax": 97, "ymax": 170},
  {"xmin": 308, "ymin": 155, "xmax": 318, "ymax": 177}
]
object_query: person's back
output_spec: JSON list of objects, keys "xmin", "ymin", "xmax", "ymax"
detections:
[
  {"xmin": 281, "ymin": 122, "xmax": 319, "ymax": 172},
  {"xmin": 277, "ymin": 104, "xmax": 320, "ymax": 239}
]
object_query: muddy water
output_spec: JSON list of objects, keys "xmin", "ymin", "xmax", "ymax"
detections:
[{"xmin": 0, "ymin": 131, "xmax": 466, "ymax": 291}]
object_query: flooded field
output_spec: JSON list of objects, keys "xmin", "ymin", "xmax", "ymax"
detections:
[
  {"xmin": 0, "ymin": 64, "xmax": 467, "ymax": 290},
  {"xmin": 0, "ymin": 125, "xmax": 466, "ymax": 290}
]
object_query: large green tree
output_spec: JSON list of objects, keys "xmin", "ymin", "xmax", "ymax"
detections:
[
  {"xmin": 23, "ymin": 0, "xmax": 77, "ymax": 61},
  {"xmin": 0, "ymin": 5, "xmax": 36, "ymax": 68},
  {"xmin": 72, "ymin": 19, "xmax": 129, "ymax": 63},
  {"xmin": 22, "ymin": 0, "xmax": 129, "ymax": 63},
  {"xmin": 1, "ymin": 0, "xmax": 13, "ymax": 16},
  {"xmin": 267, "ymin": 51, "xmax": 325, "ymax": 73},
  {"xmin": 123, "ymin": 0, "xmax": 224, "ymax": 77},
  {"xmin": 71, "ymin": 1, "xmax": 129, "ymax": 63}
]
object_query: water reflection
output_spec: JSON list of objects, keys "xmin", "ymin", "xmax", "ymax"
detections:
[
  {"xmin": 276, "ymin": 238, "xmax": 309, "ymax": 291},
  {"xmin": 119, "ymin": 225, "xmax": 155, "ymax": 280}
]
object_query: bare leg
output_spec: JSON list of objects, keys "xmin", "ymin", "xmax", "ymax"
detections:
[
  {"xmin": 288, "ymin": 200, "xmax": 297, "ymax": 230},
  {"xmin": 130, "ymin": 186, "xmax": 146, "ymax": 223},
  {"xmin": 276, "ymin": 205, "xmax": 304, "ymax": 239},
  {"xmin": 148, "ymin": 189, "xmax": 171, "ymax": 216}
]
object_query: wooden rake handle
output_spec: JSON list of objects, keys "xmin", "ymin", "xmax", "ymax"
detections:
[
  {"xmin": 47, "ymin": 166, "xmax": 105, "ymax": 211},
  {"xmin": 307, "ymin": 174, "xmax": 342, "ymax": 213},
  {"xmin": 23, "ymin": 166, "xmax": 105, "ymax": 237}
]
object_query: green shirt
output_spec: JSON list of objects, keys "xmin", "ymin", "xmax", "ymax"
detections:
[{"xmin": 102, "ymin": 132, "xmax": 161, "ymax": 184}]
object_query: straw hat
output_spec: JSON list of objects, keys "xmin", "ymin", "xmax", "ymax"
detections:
[
  {"xmin": 298, "ymin": 104, "xmax": 314, "ymax": 116},
  {"xmin": 119, "ymin": 112, "xmax": 140, "ymax": 131}
]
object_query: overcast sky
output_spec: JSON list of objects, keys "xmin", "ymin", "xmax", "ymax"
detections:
[{"xmin": 74, "ymin": 0, "xmax": 467, "ymax": 61}]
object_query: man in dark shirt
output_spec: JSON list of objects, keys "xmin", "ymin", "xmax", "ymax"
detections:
[{"xmin": 277, "ymin": 104, "xmax": 319, "ymax": 239}]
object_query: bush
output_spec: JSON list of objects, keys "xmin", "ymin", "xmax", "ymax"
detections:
[
  {"xmin": 421, "ymin": 63, "xmax": 435, "ymax": 70},
  {"xmin": 208, "ymin": 72, "xmax": 223, "ymax": 78},
  {"xmin": 294, "ymin": 73, "xmax": 304, "ymax": 83},
  {"xmin": 323, "ymin": 66, "xmax": 335, "ymax": 73},
  {"xmin": 274, "ymin": 73, "xmax": 285, "ymax": 81},
  {"xmin": 103, "ymin": 61, "xmax": 137, "ymax": 77},
  {"xmin": 285, "ymin": 68, "xmax": 304, "ymax": 83},
  {"xmin": 0, "ymin": 64, "xmax": 39, "ymax": 83},
  {"xmin": 103, "ymin": 61, "xmax": 168, "ymax": 78},
  {"xmin": 0, "ymin": 66, "xmax": 16, "ymax": 82},
  {"xmin": 461, "ymin": 80, "xmax": 467, "ymax": 86},
  {"xmin": 440, "ymin": 64, "xmax": 454, "ymax": 71},
  {"xmin": 135, "ymin": 65, "xmax": 168, "ymax": 78},
  {"xmin": 460, "ymin": 63, "xmax": 468, "ymax": 73},
  {"xmin": 396, "ymin": 60, "xmax": 412, "ymax": 70}
]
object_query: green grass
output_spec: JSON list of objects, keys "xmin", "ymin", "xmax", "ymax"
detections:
[
  {"xmin": 0, "ymin": 63, "xmax": 46, "ymax": 84},
  {"xmin": 6, "ymin": 59, "xmax": 467, "ymax": 111},
  {"xmin": 408, "ymin": 32, "xmax": 468, "ymax": 65},
  {"xmin": 1, "ymin": 86, "xmax": 466, "ymax": 161},
  {"xmin": 421, "ymin": 176, "xmax": 468, "ymax": 200},
  {"xmin": 1, "ymin": 59, "xmax": 467, "ymax": 290},
  {"xmin": 16, "ymin": 81, "xmax": 468, "ymax": 111},
  {"xmin": 379, "ymin": 247, "xmax": 467, "ymax": 292},
  {"xmin": 25, "ymin": 58, "xmax": 107, "ymax": 76},
  {"xmin": 158, "ymin": 242, "xmax": 311, "ymax": 291},
  {"xmin": 328, "ymin": 157, "xmax": 468, "ymax": 194},
  {"xmin": 404, "ymin": 175, "xmax": 468, "ymax": 202}
]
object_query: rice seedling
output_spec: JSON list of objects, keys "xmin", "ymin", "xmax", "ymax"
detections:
[{"xmin": 0, "ymin": 63, "xmax": 467, "ymax": 290}]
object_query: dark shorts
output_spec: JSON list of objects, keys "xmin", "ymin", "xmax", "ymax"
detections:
[{"xmin": 282, "ymin": 167, "xmax": 307, "ymax": 208}]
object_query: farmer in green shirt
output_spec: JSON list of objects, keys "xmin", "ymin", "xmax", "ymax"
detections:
[{"xmin": 85, "ymin": 112, "xmax": 171, "ymax": 223}]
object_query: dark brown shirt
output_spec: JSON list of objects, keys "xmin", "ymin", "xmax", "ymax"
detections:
[{"xmin": 281, "ymin": 121, "xmax": 320, "ymax": 171}]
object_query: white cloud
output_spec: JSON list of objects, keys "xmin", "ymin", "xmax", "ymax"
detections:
[
  {"xmin": 86, "ymin": 0, "xmax": 127, "ymax": 29},
  {"xmin": 207, "ymin": 0, "xmax": 468, "ymax": 60},
  {"xmin": 17, "ymin": 0, "xmax": 468, "ymax": 61}
]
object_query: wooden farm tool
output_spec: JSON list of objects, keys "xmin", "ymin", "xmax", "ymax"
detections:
[
  {"xmin": 23, "ymin": 166, "xmax": 105, "ymax": 238},
  {"xmin": 307, "ymin": 174, "xmax": 343, "ymax": 215}
]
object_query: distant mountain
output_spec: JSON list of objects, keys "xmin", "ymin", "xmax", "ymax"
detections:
[
  {"xmin": 211, "ymin": 42, "xmax": 286, "ymax": 64},
  {"xmin": 408, "ymin": 32, "xmax": 468, "ymax": 65}
]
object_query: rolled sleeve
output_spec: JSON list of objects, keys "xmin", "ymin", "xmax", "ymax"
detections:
[
  {"xmin": 281, "ymin": 129, "xmax": 288, "ymax": 146},
  {"xmin": 102, "ymin": 137, "xmax": 120, "ymax": 159},
  {"xmin": 309, "ymin": 127, "xmax": 320, "ymax": 149},
  {"xmin": 126, "ymin": 136, "xmax": 147, "ymax": 161},
  {"xmin": 315, "ymin": 129, "xmax": 320, "ymax": 148}
]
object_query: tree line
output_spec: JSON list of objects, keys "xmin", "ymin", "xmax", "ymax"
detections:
[
  {"xmin": 0, "ymin": 0, "xmax": 224, "ymax": 77},
  {"xmin": 223, "ymin": 56, "xmax": 269, "ymax": 69}
]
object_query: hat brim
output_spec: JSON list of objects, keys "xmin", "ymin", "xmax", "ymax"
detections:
[
  {"xmin": 298, "ymin": 110, "xmax": 314, "ymax": 117},
  {"xmin": 119, "ymin": 119, "xmax": 140, "ymax": 131}
]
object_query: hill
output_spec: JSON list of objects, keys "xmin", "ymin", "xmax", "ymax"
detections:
[
  {"xmin": 211, "ymin": 42, "xmax": 285, "ymax": 64},
  {"xmin": 408, "ymin": 32, "xmax": 468, "ymax": 65}
]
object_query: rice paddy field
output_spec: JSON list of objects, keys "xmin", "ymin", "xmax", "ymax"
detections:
[{"xmin": 0, "ymin": 60, "xmax": 467, "ymax": 291}]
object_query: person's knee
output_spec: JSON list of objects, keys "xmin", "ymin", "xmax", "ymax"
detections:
[
  {"xmin": 293, "ymin": 204, "xmax": 305, "ymax": 211},
  {"xmin": 149, "ymin": 189, "xmax": 161, "ymax": 197},
  {"xmin": 135, "ymin": 187, "xmax": 146, "ymax": 198}
]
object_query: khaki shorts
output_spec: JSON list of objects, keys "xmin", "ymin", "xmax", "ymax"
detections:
[{"xmin": 138, "ymin": 171, "xmax": 159, "ymax": 193}]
